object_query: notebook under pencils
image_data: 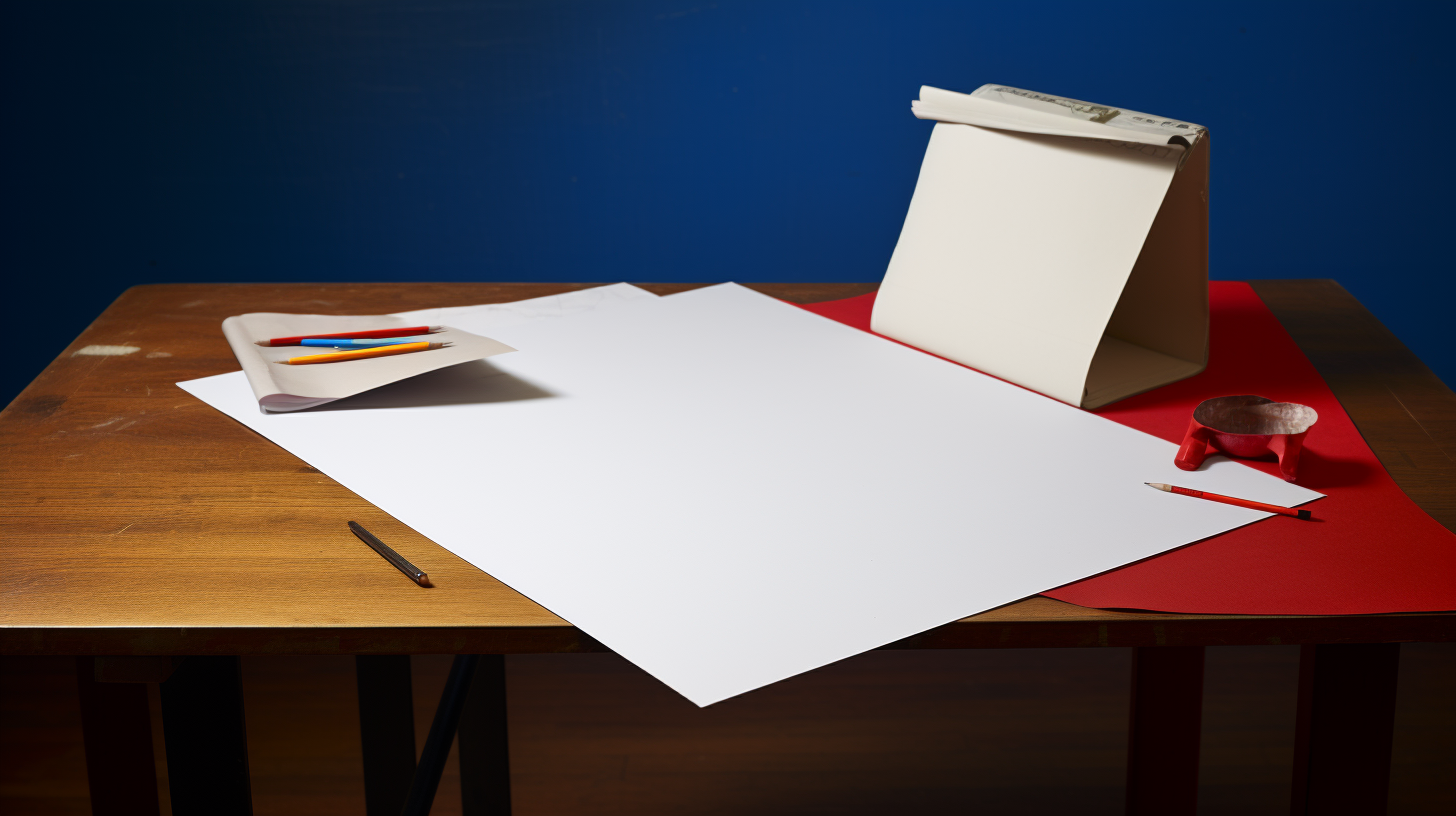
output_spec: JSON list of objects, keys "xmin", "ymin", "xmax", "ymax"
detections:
[{"xmin": 222, "ymin": 311, "xmax": 515, "ymax": 412}]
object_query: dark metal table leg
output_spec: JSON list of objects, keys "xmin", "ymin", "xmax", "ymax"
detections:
[
  {"xmin": 159, "ymin": 656, "xmax": 253, "ymax": 816},
  {"xmin": 356, "ymin": 655, "xmax": 418, "ymax": 816},
  {"xmin": 404, "ymin": 654, "xmax": 480, "ymax": 816},
  {"xmin": 1290, "ymin": 643, "xmax": 1400, "ymax": 816},
  {"xmin": 458, "ymin": 654, "xmax": 512, "ymax": 815},
  {"xmin": 75, "ymin": 657, "xmax": 162, "ymax": 816},
  {"xmin": 1125, "ymin": 646, "xmax": 1205, "ymax": 816}
]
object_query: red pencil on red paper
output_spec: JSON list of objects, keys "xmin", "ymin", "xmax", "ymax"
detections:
[
  {"xmin": 254, "ymin": 325, "xmax": 443, "ymax": 347},
  {"xmin": 1146, "ymin": 482, "xmax": 1314, "ymax": 520}
]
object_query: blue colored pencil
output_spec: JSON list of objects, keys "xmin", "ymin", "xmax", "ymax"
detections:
[{"xmin": 299, "ymin": 337, "xmax": 430, "ymax": 348}]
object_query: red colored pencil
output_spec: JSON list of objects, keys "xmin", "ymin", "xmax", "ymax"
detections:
[
  {"xmin": 1146, "ymin": 482, "xmax": 1314, "ymax": 520},
  {"xmin": 255, "ymin": 325, "xmax": 443, "ymax": 347}
]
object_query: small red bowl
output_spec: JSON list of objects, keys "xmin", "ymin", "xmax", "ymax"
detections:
[{"xmin": 1175, "ymin": 395, "xmax": 1318, "ymax": 482}]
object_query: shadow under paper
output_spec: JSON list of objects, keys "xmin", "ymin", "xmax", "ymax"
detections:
[{"xmin": 306, "ymin": 359, "xmax": 557, "ymax": 412}]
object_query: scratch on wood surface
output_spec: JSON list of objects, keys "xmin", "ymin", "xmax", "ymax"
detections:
[
  {"xmin": 145, "ymin": 351, "xmax": 172, "ymax": 358},
  {"xmin": 113, "ymin": 523, "xmax": 135, "ymax": 535},
  {"xmin": 1386, "ymin": 385, "xmax": 1454, "ymax": 464},
  {"xmin": 88, "ymin": 417, "xmax": 125, "ymax": 429},
  {"xmin": 73, "ymin": 345, "xmax": 140, "ymax": 357}
]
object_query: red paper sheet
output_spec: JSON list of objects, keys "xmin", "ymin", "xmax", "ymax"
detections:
[{"xmin": 795, "ymin": 283, "xmax": 1456, "ymax": 615}]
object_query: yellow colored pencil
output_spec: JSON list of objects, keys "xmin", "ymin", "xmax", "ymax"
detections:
[{"xmin": 275, "ymin": 341, "xmax": 448, "ymax": 365}]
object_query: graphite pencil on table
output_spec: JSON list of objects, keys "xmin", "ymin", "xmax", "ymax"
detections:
[{"xmin": 348, "ymin": 521, "xmax": 430, "ymax": 586}]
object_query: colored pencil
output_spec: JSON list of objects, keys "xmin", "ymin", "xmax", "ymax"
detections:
[
  {"xmin": 348, "ymin": 521, "xmax": 429, "ymax": 587},
  {"xmin": 255, "ymin": 325, "xmax": 443, "ymax": 346},
  {"xmin": 1145, "ymin": 482, "xmax": 1313, "ymax": 520},
  {"xmin": 274, "ymin": 341, "xmax": 448, "ymax": 365},
  {"xmin": 299, "ymin": 337, "xmax": 428, "ymax": 348}
]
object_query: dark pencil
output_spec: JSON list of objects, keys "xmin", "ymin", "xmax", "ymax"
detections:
[{"xmin": 348, "ymin": 521, "xmax": 431, "ymax": 586}]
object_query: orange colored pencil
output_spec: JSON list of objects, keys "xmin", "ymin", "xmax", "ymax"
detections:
[
  {"xmin": 1145, "ymin": 482, "xmax": 1314, "ymax": 520},
  {"xmin": 275, "ymin": 341, "xmax": 448, "ymax": 365}
]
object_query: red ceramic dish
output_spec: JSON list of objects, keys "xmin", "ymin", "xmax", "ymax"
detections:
[{"xmin": 1175, "ymin": 395, "xmax": 1318, "ymax": 482}]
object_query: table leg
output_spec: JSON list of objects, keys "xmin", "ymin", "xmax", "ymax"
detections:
[
  {"xmin": 1125, "ymin": 646, "xmax": 1205, "ymax": 816},
  {"xmin": 159, "ymin": 656, "xmax": 253, "ymax": 816},
  {"xmin": 404, "ymin": 654, "xmax": 480, "ymax": 816},
  {"xmin": 74, "ymin": 657, "xmax": 162, "ymax": 816},
  {"xmin": 356, "ymin": 655, "xmax": 418, "ymax": 816},
  {"xmin": 1290, "ymin": 643, "xmax": 1400, "ymax": 816},
  {"xmin": 458, "ymin": 654, "xmax": 512, "ymax": 815}
]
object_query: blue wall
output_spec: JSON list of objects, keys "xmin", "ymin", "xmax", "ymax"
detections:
[{"xmin": 4, "ymin": 0, "xmax": 1452, "ymax": 405}]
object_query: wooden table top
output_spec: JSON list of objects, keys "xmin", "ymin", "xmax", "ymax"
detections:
[{"xmin": 2, "ymin": 281, "xmax": 1452, "ymax": 656}]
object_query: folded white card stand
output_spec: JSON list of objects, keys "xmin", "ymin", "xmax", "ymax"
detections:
[{"xmin": 873, "ymin": 85, "xmax": 1210, "ymax": 409}]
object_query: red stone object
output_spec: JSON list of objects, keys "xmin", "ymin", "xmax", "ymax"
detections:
[{"xmin": 1175, "ymin": 395, "xmax": 1318, "ymax": 482}]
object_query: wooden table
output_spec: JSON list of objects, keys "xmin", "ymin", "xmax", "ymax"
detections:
[{"xmin": 1, "ymin": 281, "xmax": 1451, "ymax": 816}]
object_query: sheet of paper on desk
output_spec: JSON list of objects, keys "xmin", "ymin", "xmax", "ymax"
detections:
[
  {"xmin": 220, "ymin": 285, "xmax": 660, "ymax": 412},
  {"xmin": 224, "ymin": 317, "xmax": 518, "ymax": 412},
  {"xmin": 390, "ymin": 282, "xmax": 660, "ymax": 332},
  {"xmin": 179, "ymin": 284, "xmax": 1320, "ymax": 706}
]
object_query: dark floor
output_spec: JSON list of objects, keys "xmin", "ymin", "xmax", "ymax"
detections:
[{"xmin": 1, "ymin": 644, "xmax": 1452, "ymax": 815}]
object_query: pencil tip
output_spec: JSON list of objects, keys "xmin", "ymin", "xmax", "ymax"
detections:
[{"xmin": 254, "ymin": 340, "xmax": 269, "ymax": 346}]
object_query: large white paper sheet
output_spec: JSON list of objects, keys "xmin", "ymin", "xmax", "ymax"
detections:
[
  {"xmin": 391, "ymin": 282, "xmax": 659, "ymax": 332},
  {"xmin": 180, "ymin": 284, "xmax": 1320, "ymax": 706}
]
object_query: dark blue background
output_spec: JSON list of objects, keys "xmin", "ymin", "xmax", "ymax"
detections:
[{"xmin": 4, "ymin": 1, "xmax": 1452, "ymax": 406}]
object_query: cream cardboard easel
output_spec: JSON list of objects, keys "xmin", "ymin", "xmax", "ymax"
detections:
[{"xmin": 873, "ymin": 85, "xmax": 1210, "ymax": 409}]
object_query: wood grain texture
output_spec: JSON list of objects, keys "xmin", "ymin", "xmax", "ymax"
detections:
[
  {"xmin": 1, "ymin": 282, "xmax": 1451, "ymax": 655},
  {"xmin": 1247, "ymin": 279, "xmax": 1456, "ymax": 528}
]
